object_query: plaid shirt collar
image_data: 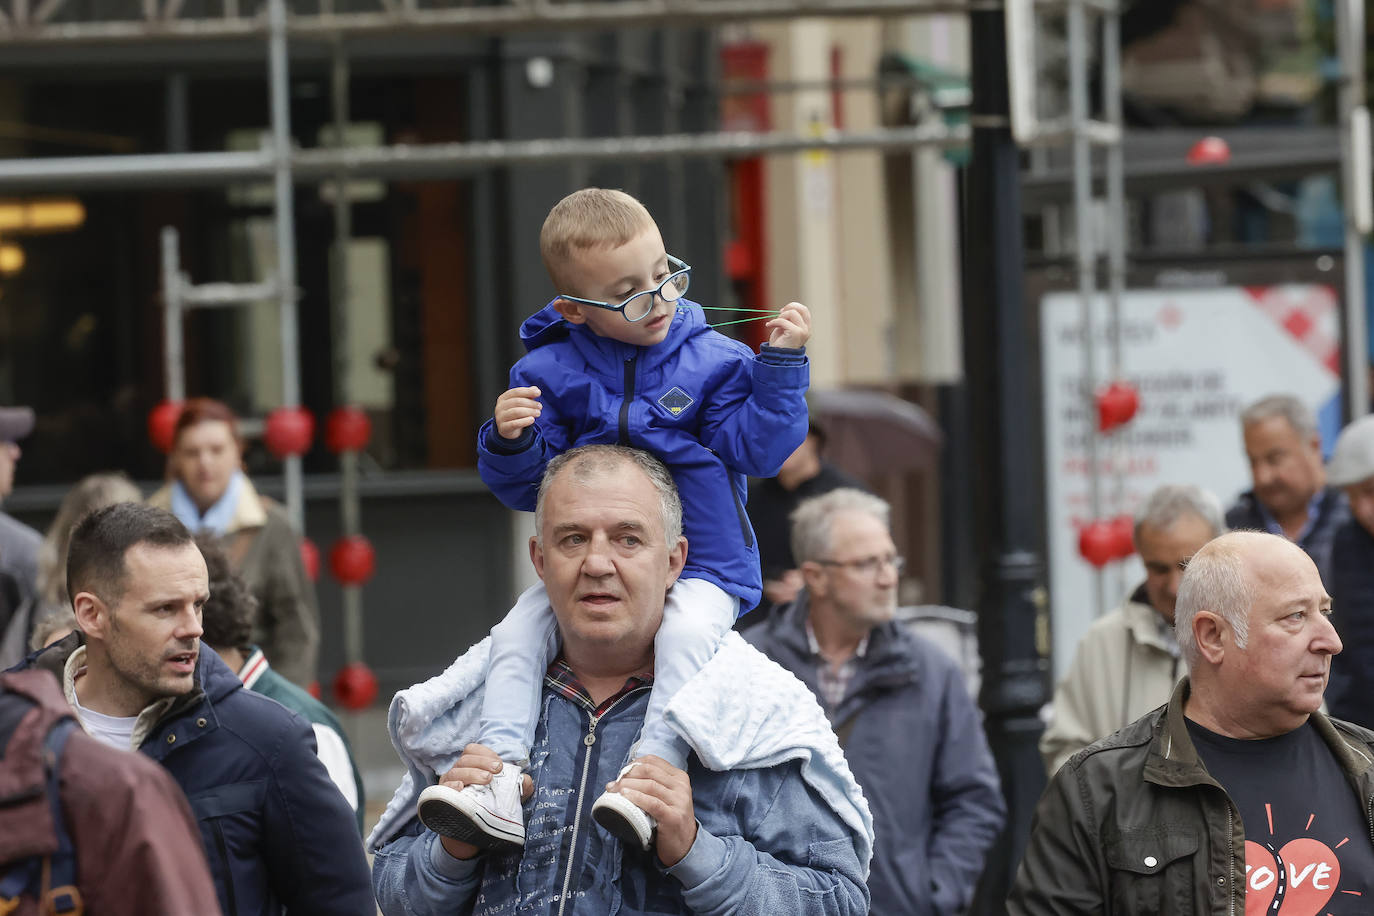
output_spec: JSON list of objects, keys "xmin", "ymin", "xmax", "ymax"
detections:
[
  {"xmin": 804, "ymin": 618, "xmax": 869, "ymax": 712},
  {"xmin": 545, "ymin": 658, "xmax": 655, "ymax": 717}
]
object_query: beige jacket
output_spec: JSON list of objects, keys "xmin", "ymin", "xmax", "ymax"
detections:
[
  {"xmin": 150, "ymin": 477, "xmax": 320, "ymax": 686},
  {"xmin": 1039, "ymin": 588, "xmax": 1183, "ymax": 776}
]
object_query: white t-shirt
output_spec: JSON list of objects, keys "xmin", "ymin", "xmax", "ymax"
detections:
[{"xmin": 73, "ymin": 690, "xmax": 138, "ymax": 751}]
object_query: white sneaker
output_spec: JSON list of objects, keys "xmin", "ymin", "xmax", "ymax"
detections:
[
  {"xmin": 591, "ymin": 765, "xmax": 656, "ymax": 851},
  {"xmin": 417, "ymin": 764, "xmax": 526, "ymax": 849}
]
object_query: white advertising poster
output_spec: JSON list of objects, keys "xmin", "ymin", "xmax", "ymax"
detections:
[{"xmin": 1041, "ymin": 285, "xmax": 1342, "ymax": 681}]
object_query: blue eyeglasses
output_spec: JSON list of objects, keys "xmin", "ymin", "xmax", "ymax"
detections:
[{"xmin": 559, "ymin": 255, "xmax": 692, "ymax": 322}]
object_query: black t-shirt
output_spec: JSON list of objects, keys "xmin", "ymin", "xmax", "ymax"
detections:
[{"xmin": 1187, "ymin": 717, "xmax": 1374, "ymax": 914}]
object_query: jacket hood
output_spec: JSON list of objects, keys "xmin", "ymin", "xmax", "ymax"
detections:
[{"xmin": 519, "ymin": 299, "xmax": 711, "ymax": 370}]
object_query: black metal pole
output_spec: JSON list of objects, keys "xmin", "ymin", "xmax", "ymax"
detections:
[{"xmin": 964, "ymin": 6, "xmax": 1050, "ymax": 911}]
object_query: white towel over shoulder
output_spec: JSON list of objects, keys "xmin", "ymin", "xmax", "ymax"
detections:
[{"xmin": 369, "ymin": 632, "xmax": 874, "ymax": 876}]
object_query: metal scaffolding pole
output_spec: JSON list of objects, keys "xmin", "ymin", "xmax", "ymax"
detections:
[
  {"xmin": 160, "ymin": 227, "xmax": 186, "ymax": 403},
  {"xmin": 0, "ymin": 123, "xmax": 968, "ymax": 192},
  {"xmin": 269, "ymin": 0, "xmax": 305, "ymax": 532},
  {"xmin": 1338, "ymin": 0, "xmax": 1371, "ymax": 417},
  {"xmin": 1067, "ymin": 0, "xmax": 1104, "ymax": 617},
  {"xmin": 330, "ymin": 36, "xmax": 366, "ymax": 671},
  {"xmin": 0, "ymin": 0, "xmax": 990, "ymax": 45}
]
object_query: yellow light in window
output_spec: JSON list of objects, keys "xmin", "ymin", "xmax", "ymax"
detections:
[
  {"xmin": 0, "ymin": 199, "xmax": 85, "ymax": 233},
  {"xmin": 0, "ymin": 243, "xmax": 25, "ymax": 275}
]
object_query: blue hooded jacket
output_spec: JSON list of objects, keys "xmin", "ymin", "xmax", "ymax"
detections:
[
  {"xmin": 478, "ymin": 300, "xmax": 810, "ymax": 609},
  {"xmin": 23, "ymin": 634, "xmax": 375, "ymax": 916}
]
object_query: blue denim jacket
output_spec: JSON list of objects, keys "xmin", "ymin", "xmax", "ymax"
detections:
[{"xmin": 372, "ymin": 684, "xmax": 869, "ymax": 915}]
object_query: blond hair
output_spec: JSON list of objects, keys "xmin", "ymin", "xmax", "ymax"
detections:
[{"xmin": 540, "ymin": 188, "xmax": 656, "ymax": 291}]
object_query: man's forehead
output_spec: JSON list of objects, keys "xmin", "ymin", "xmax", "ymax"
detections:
[{"xmin": 543, "ymin": 468, "xmax": 660, "ymax": 529}]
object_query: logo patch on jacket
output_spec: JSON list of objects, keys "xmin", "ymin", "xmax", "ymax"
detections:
[{"xmin": 658, "ymin": 387, "xmax": 694, "ymax": 416}]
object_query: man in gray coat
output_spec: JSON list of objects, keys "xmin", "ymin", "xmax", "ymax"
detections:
[{"xmin": 744, "ymin": 487, "xmax": 1005, "ymax": 915}]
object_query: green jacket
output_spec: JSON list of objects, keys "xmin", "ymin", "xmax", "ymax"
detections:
[{"xmin": 1010, "ymin": 678, "xmax": 1374, "ymax": 915}]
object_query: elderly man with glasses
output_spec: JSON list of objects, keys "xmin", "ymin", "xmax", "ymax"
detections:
[{"xmin": 744, "ymin": 487, "xmax": 1006, "ymax": 916}]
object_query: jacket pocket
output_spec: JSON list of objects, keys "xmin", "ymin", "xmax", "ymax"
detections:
[
  {"xmin": 189, "ymin": 780, "xmax": 267, "ymax": 916},
  {"xmin": 1104, "ymin": 825, "xmax": 1200, "ymax": 914}
]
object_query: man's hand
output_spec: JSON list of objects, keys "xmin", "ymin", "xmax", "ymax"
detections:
[
  {"xmin": 765, "ymin": 302, "xmax": 811, "ymax": 349},
  {"xmin": 607, "ymin": 756, "xmax": 698, "ymax": 867},
  {"xmin": 494, "ymin": 386, "xmax": 543, "ymax": 440},
  {"xmin": 435, "ymin": 744, "xmax": 533, "ymax": 861},
  {"xmin": 763, "ymin": 569, "xmax": 804, "ymax": 606}
]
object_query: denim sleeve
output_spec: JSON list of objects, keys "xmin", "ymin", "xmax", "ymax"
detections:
[
  {"xmin": 372, "ymin": 819, "xmax": 485, "ymax": 916},
  {"xmin": 667, "ymin": 764, "xmax": 869, "ymax": 916}
]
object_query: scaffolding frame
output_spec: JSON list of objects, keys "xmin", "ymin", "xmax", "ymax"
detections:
[{"xmin": 0, "ymin": 0, "xmax": 1366, "ymax": 687}]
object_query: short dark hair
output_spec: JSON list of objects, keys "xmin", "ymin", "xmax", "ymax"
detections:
[
  {"xmin": 194, "ymin": 533, "xmax": 257, "ymax": 653},
  {"xmin": 66, "ymin": 503, "xmax": 194, "ymax": 605}
]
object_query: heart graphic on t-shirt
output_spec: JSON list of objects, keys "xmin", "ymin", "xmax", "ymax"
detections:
[
  {"xmin": 1244, "ymin": 841, "xmax": 1281, "ymax": 916},
  {"xmin": 1274, "ymin": 837, "xmax": 1340, "ymax": 915}
]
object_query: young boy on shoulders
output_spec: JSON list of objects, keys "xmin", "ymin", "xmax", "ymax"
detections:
[{"xmin": 418, "ymin": 187, "xmax": 810, "ymax": 852}]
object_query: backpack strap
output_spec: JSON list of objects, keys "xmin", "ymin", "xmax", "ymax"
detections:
[
  {"xmin": 0, "ymin": 712, "xmax": 82, "ymax": 916},
  {"xmin": 39, "ymin": 719, "xmax": 81, "ymax": 916}
]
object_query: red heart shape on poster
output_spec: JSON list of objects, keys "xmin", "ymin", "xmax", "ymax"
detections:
[{"xmin": 1275, "ymin": 837, "xmax": 1339, "ymax": 915}]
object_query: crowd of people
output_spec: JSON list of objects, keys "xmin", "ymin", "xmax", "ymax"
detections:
[{"xmin": 2, "ymin": 186, "xmax": 1373, "ymax": 915}]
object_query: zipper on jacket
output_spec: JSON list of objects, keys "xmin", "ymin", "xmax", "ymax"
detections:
[
  {"xmin": 557, "ymin": 691, "xmax": 642, "ymax": 916},
  {"xmin": 730, "ymin": 484, "xmax": 754, "ymax": 549},
  {"xmin": 618, "ymin": 356, "xmax": 636, "ymax": 446},
  {"xmin": 212, "ymin": 818, "xmax": 238, "ymax": 916},
  {"xmin": 1225, "ymin": 805, "xmax": 1234, "ymax": 916}
]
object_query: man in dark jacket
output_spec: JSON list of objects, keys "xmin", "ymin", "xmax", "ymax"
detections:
[
  {"xmin": 1011, "ymin": 531, "xmax": 1374, "ymax": 914},
  {"xmin": 745, "ymin": 420, "xmax": 869, "ymax": 613},
  {"xmin": 19, "ymin": 502, "xmax": 373, "ymax": 916},
  {"xmin": 0, "ymin": 668, "xmax": 222, "ymax": 916},
  {"xmin": 1225, "ymin": 393, "xmax": 1347, "ymax": 581},
  {"xmin": 744, "ymin": 487, "xmax": 1005, "ymax": 916},
  {"xmin": 1322, "ymin": 413, "xmax": 1374, "ymax": 727}
]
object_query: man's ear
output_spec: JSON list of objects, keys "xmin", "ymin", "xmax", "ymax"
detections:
[
  {"xmin": 72, "ymin": 591, "xmax": 107, "ymax": 641},
  {"xmin": 553, "ymin": 298, "xmax": 589, "ymax": 325},
  {"xmin": 1193, "ymin": 610, "xmax": 1228, "ymax": 664},
  {"xmin": 666, "ymin": 535, "xmax": 688, "ymax": 585},
  {"xmin": 529, "ymin": 536, "xmax": 546, "ymax": 582},
  {"xmin": 799, "ymin": 561, "xmax": 827, "ymax": 597}
]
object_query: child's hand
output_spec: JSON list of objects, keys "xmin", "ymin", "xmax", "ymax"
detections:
[
  {"xmin": 766, "ymin": 302, "xmax": 811, "ymax": 349},
  {"xmin": 495, "ymin": 386, "xmax": 542, "ymax": 439}
]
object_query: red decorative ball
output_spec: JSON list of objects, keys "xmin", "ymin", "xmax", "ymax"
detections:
[
  {"xmin": 148, "ymin": 400, "xmax": 183, "ymax": 454},
  {"xmin": 307, "ymin": 680, "xmax": 322, "ymax": 700},
  {"xmin": 1110, "ymin": 514, "xmax": 1136, "ymax": 560},
  {"xmin": 330, "ymin": 534, "xmax": 376, "ymax": 586},
  {"xmin": 1096, "ymin": 381, "xmax": 1141, "ymax": 433},
  {"xmin": 332, "ymin": 662, "xmax": 378, "ymax": 711},
  {"xmin": 263, "ymin": 406, "xmax": 314, "ymax": 459},
  {"xmin": 325, "ymin": 406, "xmax": 372, "ymax": 454},
  {"xmin": 1186, "ymin": 135, "xmax": 1231, "ymax": 166},
  {"xmin": 1078, "ymin": 520, "xmax": 1116, "ymax": 568},
  {"xmin": 299, "ymin": 537, "xmax": 320, "ymax": 582}
]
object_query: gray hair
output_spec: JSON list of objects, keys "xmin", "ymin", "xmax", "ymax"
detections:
[
  {"xmin": 534, "ymin": 445, "xmax": 683, "ymax": 544},
  {"xmin": 790, "ymin": 488, "xmax": 891, "ymax": 565},
  {"xmin": 1174, "ymin": 532, "xmax": 1257, "ymax": 666},
  {"xmin": 29, "ymin": 607, "xmax": 78, "ymax": 652},
  {"xmin": 37, "ymin": 472, "xmax": 142, "ymax": 609},
  {"xmin": 1134, "ymin": 484, "xmax": 1226, "ymax": 544},
  {"xmin": 1240, "ymin": 394, "xmax": 1317, "ymax": 440}
]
